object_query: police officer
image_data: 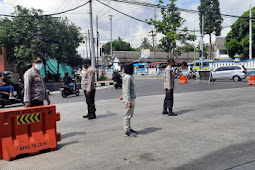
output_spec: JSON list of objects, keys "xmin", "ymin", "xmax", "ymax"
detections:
[
  {"xmin": 81, "ymin": 59, "xmax": 96, "ymax": 120},
  {"xmin": 24, "ymin": 57, "xmax": 50, "ymax": 107},
  {"xmin": 163, "ymin": 58, "xmax": 177, "ymax": 116}
]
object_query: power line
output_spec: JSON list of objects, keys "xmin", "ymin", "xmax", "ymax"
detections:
[
  {"xmin": 0, "ymin": 0, "xmax": 90, "ymax": 18},
  {"xmin": 104, "ymin": 0, "xmax": 255, "ymax": 20}
]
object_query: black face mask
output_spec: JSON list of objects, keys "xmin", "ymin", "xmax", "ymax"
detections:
[{"xmin": 124, "ymin": 63, "xmax": 134, "ymax": 75}]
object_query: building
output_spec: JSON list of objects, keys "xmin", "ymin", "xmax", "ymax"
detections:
[
  {"xmin": 214, "ymin": 37, "xmax": 232, "ymax": 60},
  {"xmin": 112, "ymin": 51, "xmax": 200, "ymax": 70}
]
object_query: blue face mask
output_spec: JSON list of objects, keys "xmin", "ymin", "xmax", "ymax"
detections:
[{"xmin": 34, "ymin": 63, "xmax": 43, "ymax": 70}]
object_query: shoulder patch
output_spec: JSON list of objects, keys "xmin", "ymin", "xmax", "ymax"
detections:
[{"xmin": 89, "ymin": 71, "xmax": 93, "ymax": 76}]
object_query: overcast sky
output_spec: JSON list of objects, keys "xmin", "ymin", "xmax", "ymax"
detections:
[{"xmin": 0, "ymin": 0, "xmax": 255, "ymax": 58}]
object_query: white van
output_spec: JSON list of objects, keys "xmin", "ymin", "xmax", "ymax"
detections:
[{"xmin": 211, "ymin": 65, "xmax": 247, "ymax": 82}]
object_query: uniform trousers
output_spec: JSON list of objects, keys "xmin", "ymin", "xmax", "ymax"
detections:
[
  {"xmin": 30, "ymin": 99, "xmax": 44, "ymax": 107},
  {"xmin": 163, "ymin": 89, "xmax": 174, "ymax": 111},
  {"xmin": 123, "ymin": 100, "xmax": 135, "ymax": 133},
  {"xmin": 84, "ymin": 89, "xmax": 96, "ymax": 117}
]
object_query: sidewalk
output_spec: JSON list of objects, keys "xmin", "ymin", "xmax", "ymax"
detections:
[{"xmin": 1, "ymin": 87, "xmax": 255, "ymax": 169}]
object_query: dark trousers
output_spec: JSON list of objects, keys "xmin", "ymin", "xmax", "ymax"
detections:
[
  {"xmin": 84, "ymin": 89, "xmax": 96, "ymax": 117},
  {"xmin": 163, "ymin": 89, "xmax": 174, "ymax": 111},
  {"xmin": 30, "ymin": 100, "xmax": 44, "ymax": 107}
]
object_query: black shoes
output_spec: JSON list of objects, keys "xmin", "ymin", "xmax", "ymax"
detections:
[
  {"xmin": 83, "ymin": 114, "xmax": 89, "ymax": 118},
  {"xmin": 162, "ymin": 110, "xmax": 168, "ymax": 115},
  {"xmin": 88, "ymin": 116, "xmax": 96, "ymax": 120},
  {"xmin": 130, "ymin": 129, "xmax": 138, "ymax": 134},
  {"xmin": 83, "ymin": 114, "xmax": 97, "ymax": 119},
  {"xmin": 163, "ymin": 108, "xmax": 178, "ymax": 116},
  {"xmin": 168, "ymin": 112, "xmax": 177, "ymax": 116}
]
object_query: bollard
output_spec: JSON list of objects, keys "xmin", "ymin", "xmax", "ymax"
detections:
[
  {"xmin": 0, "ymin": 105, "xmax": 61, "ymax": 161},
  {"xmin": 248, "ymin": 75, "xmax": 255, "ymax": 85},
  {"xmin": 179, "ymin": 75, "xmax": 188, "ymax": 84}
]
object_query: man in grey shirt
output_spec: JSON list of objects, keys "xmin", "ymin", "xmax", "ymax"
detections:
[
  {"xmin": 163, "ymin": 58, "xmax": 177, "ymax": 116},
  {"xmin": 24, "ymin": 57, "xmax": 50, "ymax": 107},
  {"xmin": 120, "ymin": 63, "xmax": 137, "ymax": 137},
  {"xmin": 81, "ymin": 59, "xmax": 96, "ymax": 120}
]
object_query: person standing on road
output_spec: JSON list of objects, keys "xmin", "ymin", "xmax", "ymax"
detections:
[
  {"xmin": 163, "ymin": 58, "xmax": 177, "ymax": 116},
  {"xmin": 120, "ymin": 63, "xmax": 137, "ymax": 137},
  {"xmin": 23, "ymin": 57, "xmax": 50, "ymax": 107},
  {"xmin": 81, "ymin": 59, "xmax": 97, "ymax": 120}
]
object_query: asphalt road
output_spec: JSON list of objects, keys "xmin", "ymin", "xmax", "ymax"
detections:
[
  {"xmin": 2, "ymin": 86, "xmax": 255, "ymax": 169},
  {"xmin": 50, "ymin": 76, "xmax": 250, "ymax": 104}
]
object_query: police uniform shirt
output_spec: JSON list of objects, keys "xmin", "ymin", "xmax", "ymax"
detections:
[
  {"xmin": 23, "ymin": 68, "xmax": 49, "ymax": 102},
  {"xmin": 81, "ymin": 66, "xmax": 95, "ymax": 91},
  {"xmin": 164, "ymin": 65, "xmax": 175, "ymax": 90}
]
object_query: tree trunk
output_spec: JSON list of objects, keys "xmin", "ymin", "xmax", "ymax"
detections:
[
  {"xmin": 168, "ymin": 41, "xmax": 171, "ymax": 60},
  {"xmin": 57, "ymin": 61, "xmax": 60, "ymax": 75},
  {"xmin": 209, "ymin": 33, "xmax": 212, "ymax": 59},
  {"xmin": 42, "ymin": 58, "xmax": 48, "ymax": 82}
]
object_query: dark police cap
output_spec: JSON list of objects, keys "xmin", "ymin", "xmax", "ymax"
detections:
[{"xmin": 32, "ymin": 57, "xmax": 42, "ymax": 63}]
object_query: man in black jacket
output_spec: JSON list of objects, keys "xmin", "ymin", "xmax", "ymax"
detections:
[{"xmin": 63, "ymin": 72, "xmax": 75, "ymax": 91}]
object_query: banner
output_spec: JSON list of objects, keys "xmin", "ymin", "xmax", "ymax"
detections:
[{"xmin": 141, "ymin": 49, "xmax": 150, "ymax": 59}]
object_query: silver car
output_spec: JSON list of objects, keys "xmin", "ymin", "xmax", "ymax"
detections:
[{"xmin": 211, "ymin": 65, "xmax": 247, "ymax": 82}]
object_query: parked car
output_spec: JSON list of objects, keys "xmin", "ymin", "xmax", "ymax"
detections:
[{"xmin": 211, "ymin": 65, "xmax": 248, "ymax": 82}]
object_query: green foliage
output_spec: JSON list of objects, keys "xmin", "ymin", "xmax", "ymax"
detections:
[
  {"xmin": 198, "ymin": 0, "xmax": 223, "ymax": 57},
  {"xmin": 147, "ymin": 0, "xmax": 184, "ymax": 55},
  {"xmin": 0, "ymin": 5, "xmax": 83, "ymax": 70},
  {"xmin": 102, "ymin": 37, "xmax": 135, "ymax": 55},
  {"xmin": 98, "ymin": 74, "xmax": 108, "ymax": 81},
  {"xmin": 139, "ymin": 37, "xmax": 153, "ymax": 50},
  {"xmin": 225, "ymin": 7, "xmax": 255, "ymax": 59}
]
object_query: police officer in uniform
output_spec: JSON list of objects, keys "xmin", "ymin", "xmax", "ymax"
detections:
[
  {"xmin": 24, "ymin": 57, "xmax": 50, "ymax": 107},
  {"xmin": 81, "ymin": 59, "xmax": 97, "ymax": 120},
  {"xmin": 163, "ymin": 58, "xmax": 177, "ymax": 116}
]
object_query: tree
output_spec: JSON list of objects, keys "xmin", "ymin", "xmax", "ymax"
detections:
[
  {"xmin": 0, "ymin": 5, "xmax": 83, "ymax": 74},
  {"xmin": 102, "ymin": 37, "xmax": 136, "ymax": 55},
  {"xmin": 139, "ymin": 37, "xmax": 153, "ymax": 50},
  {"xmin": 147, "ymin": 0, "xmax": 189, "ymax": 59},
  {"xmin": 225, "ymin": 7, "xmax": 255, "ymax": 59},
  {"xmin": 198, "ymin": 0, "xmax": 223, "ymax": 59}
]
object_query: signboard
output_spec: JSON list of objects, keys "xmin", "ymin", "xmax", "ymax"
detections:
[
  {"xmin": 141, "ymin": 49, "xmax": 150, "ymax": 59},
  {"xmin": 148, "ymin": 68, "xmax": 157, "ymax": 74}
]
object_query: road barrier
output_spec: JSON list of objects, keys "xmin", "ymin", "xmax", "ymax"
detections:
[
  {"xmin": 248, "ymin": 75, "xmax": 255, "ymax": 85},
  {"xmin": 179, "ymin": 75, "xmax": 188, "ymax": 84},
  {"xmin": 0, "ymin": 105, "xmax": 61, "ymax": 161}
]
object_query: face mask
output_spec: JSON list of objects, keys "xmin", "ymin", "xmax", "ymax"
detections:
[{"xmin": 34, "ymin": 63, "xmax": 43, "ymax": 70}]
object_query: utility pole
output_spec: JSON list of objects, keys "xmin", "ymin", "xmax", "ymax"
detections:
[
  {"xmin": 200, "ymin": 15, "xmax": 204, "ymax": 70},
  {"xmin": 193, "ymin": 29, "xmax": 196, "ymax": 71},
  {"xmin": 85, "ymin": 35, "xmax": 88, "ymax": 58},
  {"xmin": 109, "ymin": 15, "xmax": 113, "ymax": 58},
  {"xmin": 96, "ymin": 15, "xmax": 99, "ymax": 64},
  {"xmin": 249, "ymin": 5, "xmax": 252, "ymax": 59},
  {"xmin": 149, "ymin": 30, "xmax": 156, "ymax": 67},
  {"xmin": 88, "ymin": 30, "xmax": 91, "ymax": 60},
  {"xmin": 89, "ymin": 0, "xmax": 96, "ymax": 69}
]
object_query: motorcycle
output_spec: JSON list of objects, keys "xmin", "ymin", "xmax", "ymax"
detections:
[
  {"xmin": 112, "ymin": 72, "xmax": 122, "ymax": 89},
  {"xmin": 60, "ymin": 81, "xmax": 80, "ymax": 98},
  {"xmin": 0, "ymin": 83, "xmax": 24, "ymax": 108}
]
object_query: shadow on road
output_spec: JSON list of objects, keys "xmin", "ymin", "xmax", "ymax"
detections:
[
  {"xmin": 97, "ymin": 111, "xmax": 118, "ymax": 119},
  {"xmin": 173, "ymin": 140, "xmax": 255, "ymax": 170},
  {"xmin": 138, "ymin": 127, "xmax": 162, "ymax": 135},
  {"xmin": 175, "ymin": 110, "xmax": 194, "ymax": 115},
  {"xmin": 58, "ymin": 141, "xmax": 79, "ymax": 150},
  {"xmin": 61, "ymin": 132, "xmax": 86, "ymax": 139}
]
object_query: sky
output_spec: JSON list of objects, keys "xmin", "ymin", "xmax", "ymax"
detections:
[{"xmin": 0, "ymin": 0, "xmax": 255, "ymax": 58}]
